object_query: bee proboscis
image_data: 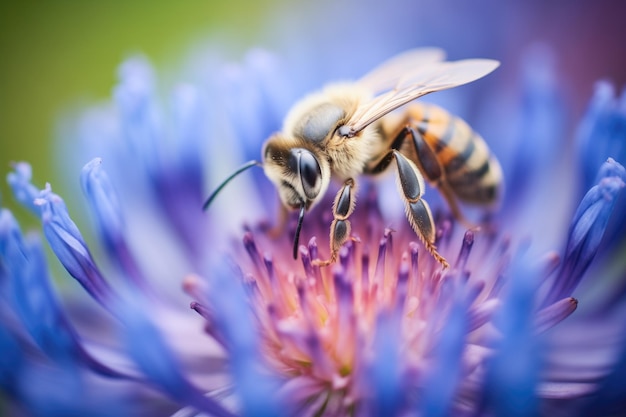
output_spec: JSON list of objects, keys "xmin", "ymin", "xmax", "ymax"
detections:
[{"xmin": 204, "ymin": 48, "xmax": 502, "ymax": 268}]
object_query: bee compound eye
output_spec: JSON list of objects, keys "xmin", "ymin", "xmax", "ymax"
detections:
[
  {"xmin": 296, "ymin": 102, "xmax": 346, "ymax": 143},
  {"xmin": 296, "ymin": 149, "xmax": 322, "ymax": 200}
]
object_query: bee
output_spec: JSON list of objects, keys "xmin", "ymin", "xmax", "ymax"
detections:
[{"xmin": 204, "ymin": 48, "xmax": 502, "ymax": 268}]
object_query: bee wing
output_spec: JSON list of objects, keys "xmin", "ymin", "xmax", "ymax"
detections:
[
  {"xmin": 346, "ymin": 59, "xmax": 500, "ymax": 135},
  {"xmin": 357, "ymin": 47, "xmax": 447, "ymax": 94}
]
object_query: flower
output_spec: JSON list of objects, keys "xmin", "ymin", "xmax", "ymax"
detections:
[{"xmin": 2, "ymin": 2, "xmax": 626, "ymax": 416}]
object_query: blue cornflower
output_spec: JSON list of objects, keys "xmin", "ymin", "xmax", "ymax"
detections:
[{"xmin": 2, "ymin": 4, "xmax": 626, "ymax": 417}]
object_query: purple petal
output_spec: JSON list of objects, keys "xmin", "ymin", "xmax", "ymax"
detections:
[
  {"xmin": 189, "ymin": 301, "xmax": 228, "ymax": 349},
  {"xmin": 467, "ymin": 298, "xmax": 501, "ymax": 333},
  {"xmin": 535, "ymin": 297, "xmax": 578, "ymax": 334},
  {"xmin": 454, "ymin": 230, "xmax": 474, "ymax": 271}
]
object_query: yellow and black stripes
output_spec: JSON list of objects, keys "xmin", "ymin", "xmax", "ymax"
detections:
[{"xmin": 408, "ymin": 103, "xmax": 501, "ymax": 205}]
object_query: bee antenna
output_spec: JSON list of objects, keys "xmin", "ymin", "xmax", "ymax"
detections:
[
  {"xmin": 293, "ymin": 202, "xmax": 306, "ymax": 259},
  {"xmin": 202, "ymin": 160, "xmax": 262, "ymax": 211}
]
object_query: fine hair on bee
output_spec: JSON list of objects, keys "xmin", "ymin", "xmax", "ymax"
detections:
[{"xmin": 204, "ymin": 47, "xmax": 502, "ymax": 269}]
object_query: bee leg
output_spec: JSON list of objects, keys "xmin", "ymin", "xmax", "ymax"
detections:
[
  {"xmin": 404, "ymin": 125, "xmax": 477, "ymax": 230},
  {"xmin": 313, "ymin": 178, "xmax": 356, "ymax": 267},
  {"xmin": 392, "ymin": 150, "xmax": 450, "ymax": 269}
]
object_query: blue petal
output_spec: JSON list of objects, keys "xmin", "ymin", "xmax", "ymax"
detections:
[
  {"xmin": 170, "ymin": 84, "xmax": 206, "ymax": 189},
  {"xmin": 80, "ymin": 158, "xmax": 125, "ymax": 247},
  {"xmin": 593, "ymin": 157, "xmax": 626, "ymax": 251},
  {"xmin": 0, "ymin": 209, "xmax": 129, "ymax": 379},
  {"xmin": 6, "ymin": 162, "xmax": 41, "ymax": 215},
  {"xmin": 206, "ymin": 260, "xmax": 283, "ymax": 417},
  {"xmin": 0, "ymin": 209, "xmax": 78, "ymax": 361},
  {"xmin": 17, "ymin": 360, "xmax": 130, "ymax": 417},
  {"xmin": 114, "ymin": 58, "xmax": 209, "ymax": 257},
  {"xmin": 507, "ymin": 45, "xmax": 565, "ymax": 202},
  {"xmin": 114, "ymin": 56, "xmax": 161, "ymax": 175},
  {"xmin": 485, "ymin": 256, "xmax": 540, "ymax": 417},
  {"xmin": 219, "ymin": 49, "xmax": 288, "ymax": 160},
  {"xmin": 0, "ymin": 324, "xmax": 23, "ymax": 396},
  {"xmin": 578, "ymin": 322, "xmax": 626, "ymax": 416},
  {"xmin": 576, "ymin": 82, "xmax": 626, "ymax": 191},
  {"xmin": 368, "ymin": 310, "xmax": 403, "ymax": 416},
  {"xmin": 34, "ymin": 185, "xmax": 116, "ymax": 310},
  {"xmin": 215, "ymin": 50, "xmax": 291, "ymax": 213},
  {"xmin": 576, "ymin": 82, "xmax": 626, "ymax": 251},
  {"xmin": 153, "ymin": 84, "xmax": 209, "ymax": 257},
  {"xmin": 544, "ymin": 159, "xmax": 626, "ymax": 305},
  {"xmin": 80, "ymin": 158, "xmax": 147, "ymax": 287},
  {"xmin": 117, "ymin": 297, "xmax": 234, "ymax": 417},
  {"xmin": 420, "ymin": 292, "xmax": 468, "ymax": 417}
]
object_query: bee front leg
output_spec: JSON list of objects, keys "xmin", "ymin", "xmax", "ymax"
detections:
[
  {"xmin": 392, "ymin": 150, "xmax": 450, "ymax": 269},
  {"xmin": 313, "ymin": 178, "xmax": 356, "ymax": 267}
]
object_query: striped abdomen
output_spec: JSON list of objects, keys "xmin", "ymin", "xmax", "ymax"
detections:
[{"xmin": 408, "ymin": 102, "xmax": 502, "ymax": 205}]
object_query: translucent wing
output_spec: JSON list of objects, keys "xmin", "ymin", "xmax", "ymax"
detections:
[
  {"xmin": 344, "ymin": 59, "xmax": 500, "ymax": 136},
  {"xmin": 358, "ymin": 47, "xmax": 446, "ymax": 94}
]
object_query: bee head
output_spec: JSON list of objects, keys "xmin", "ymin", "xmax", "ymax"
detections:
[{"xmin": 262, "ymin": 137, "xmax": 330, "ymax": 211}]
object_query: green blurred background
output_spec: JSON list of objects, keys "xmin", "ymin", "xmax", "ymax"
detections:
[{"xmin": 0, "ymin": 0, "xmax": 280, "ymax": 226}]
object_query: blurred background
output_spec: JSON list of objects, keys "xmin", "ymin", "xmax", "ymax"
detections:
[
  {"xmin": 1, "ymin": 0, "xmax": 625, "ymax": 227},
  {"xmin": 0, "ymin": 0, "xmax": 283, "ymax": 225}
]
